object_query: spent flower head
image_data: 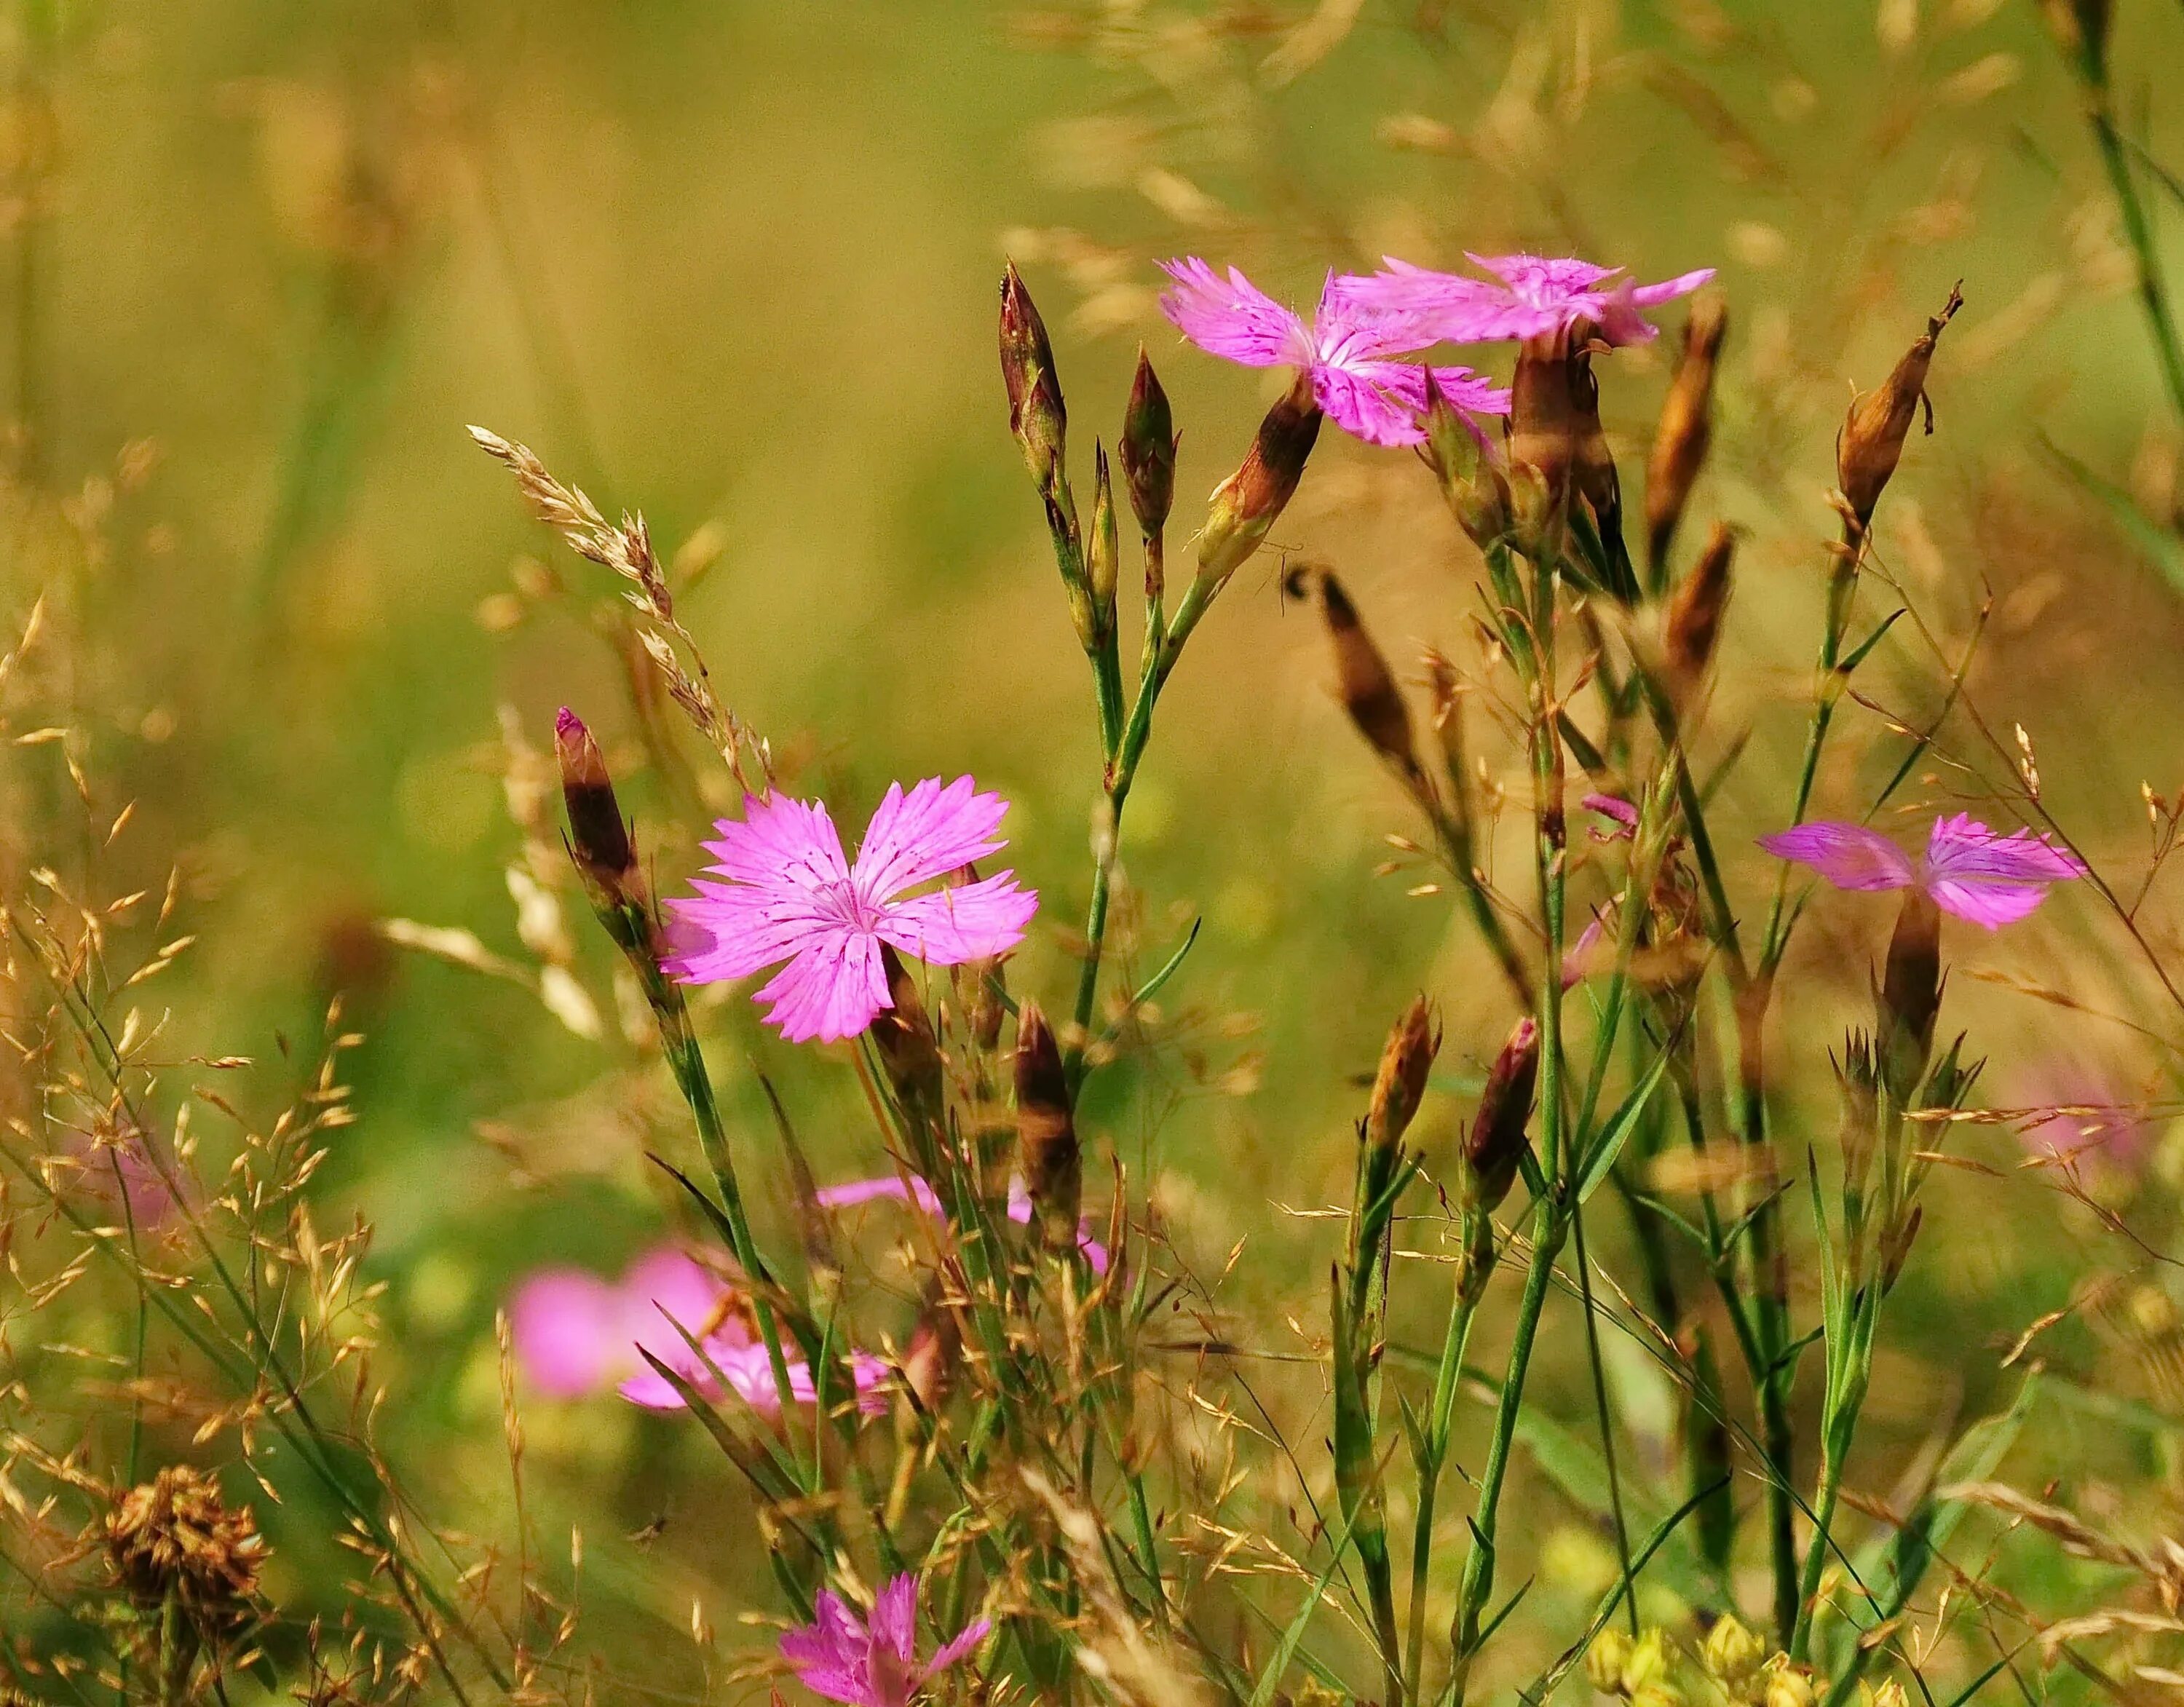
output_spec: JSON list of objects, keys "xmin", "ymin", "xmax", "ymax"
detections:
[
  {"xmin": 665, "ymin": 777, "xmax": 1037, "ymax": 1043},
  {"xmin": 1758, "ymin": 812, "xmax": 2087, "ymax": 929},
  {"xmin": 779, "ymin": 1572, "xmax": 991, "ymax": 1707},
  {"xmin": 1158, "ymin": 257, "xmax": 1508, "ymax": 447}
]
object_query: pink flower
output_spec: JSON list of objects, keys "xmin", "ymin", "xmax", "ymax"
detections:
[
  {"xmin": 1757, "ymin": 812, "xmax": 2088, "ymax": 929},
  {"xmin": 780, "ymin": 1573, "xmax": 990, "ymax": 1707},
  {"xmin": 2014, "ymin": 1061, "xmax": 2156, "ymax": 1176},
  {"xmin": 665, "ymin": 777, "xmax": 1038, "ymax": 1045},
  {"xmin": 1336, "ymin": 253, "xmax": 1714, "ymax": 349},
  {"xmin": 1582, "ymin": 792, "xmax": 1639, "ymax": 841},
  {"xmin": 1157, "ymin": 258, "xmax": 1510, "ymax": 448},
  {"xmin": 816, "ymin": 1173, "xmax": 1112, "ymax": 1275},
  {"xmin": 508, "ymin": 1246, "xmax": 889, "ymax": 1415}
]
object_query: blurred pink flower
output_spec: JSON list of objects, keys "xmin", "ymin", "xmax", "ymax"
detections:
[
  {"xmin": 2014, "ymin": 1063, "xmax": 2156, "ymax": 1176},
  {"xmin": 665, "ymin": 777, "xmax": 1037, "ymax": 1044},
  {"xmin": 1336, "ymin": 253, "xmax": 1714, "ymax": 348},
  {"xmin": 1156, "ymin": 258, "xmax": 1509, "ymax": 448},
  {"xmin": 1561, "ymin": 910, "xmax": 1612, "ymax": 990},
  {"xmin": 780, "ymin": 1572, "xmax": 990, "ymax": 1707},
  {"xmin": 64, "ymin": 1132, "xmax": 181, "ymax": 1229},
  {"xmin": 1582, "ymin": 792, "xmax": 1639, "ymax": 841},
  {"xmin": 816, "ymin": 1173, "xmax": 1111, "ymax": 1275},
  {"xmin": 508, "ymin": 1245, "xmax": 888, "ymax": 1415},
  {"xmin": 1758, "ymin": 812, "xmax": 2088, "ymax": 930}
]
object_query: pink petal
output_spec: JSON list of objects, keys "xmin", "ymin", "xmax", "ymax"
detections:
[
  {"xmin": 1005, "ymin": 1178, "xmax": 1112, "ymax": 1275},
  {"xmin": 852, "ymin": 777, "xmax": 1015, "ymax": 903},
  {"xmin": 1560, "ymin": 913, "xmax": 1610, "ymax": 991},
  {"xmin": 815, "ymin": 1175, "xmax": 946, "ymax": 1216},
  {"xmin": 1629, "ymin": 266, "xmax": 1717, "ymax": 306},
  {"xmin": 694, "ymin": 794, "xmax": 851, "ymax": 890},
  {"xmin": 662, "ymin": 880, "xmax": 842, "ymax": 983},
  {"xmin": 922, "ymin": 1617, "xmax": 993, "ymax": 1676},
  {"xmin": 1923, "ymin": 813, "xmax": 2089, "ymax": 884},
  {"xmin": 621, "ymin": 1251, "xmax": 733, "ymax": 1367},
  {"xmin": 780, "ymin": 1666, "xmax": 873, "ymax": 1707},
  {"xmin": 1157, "ymin": 258, "xmax": 1315, "ymax": 368},
  {"xmin": 1926, "ymin": 878, "xmax": 2051, "ymax": 930},
  {"xmin": 751, "ymin": 927, "xmax": 890, "ymax": 1043},
  {"xmin": 848, "ymin": 1350, "xmax": 895, "ymax": 1415},
  {"xmin": 1468, "ymin": 252, "xmax": 1625, "ymax": 295},
  {"xmin": 616, "ymin": 1367, "xmax": 694, "ymax": 1409},
  {"xmin": 874, "ymin": 874, "xmax": 1037, "ymax": 965},
  {"xmin": 870, "ymin": 1575, "xmax": 919, "ymax": 1663},
  {"xmin": 508, "ymin": 1270, "xmax": 624, "ymax": 1397},
  {"xmin": 1757, "ymin": 822, "xmax": 1916, "ymax": 892},
  {"xmin": 1310, "ymin": 360, "xmax": 1442, "ymax": 446}
]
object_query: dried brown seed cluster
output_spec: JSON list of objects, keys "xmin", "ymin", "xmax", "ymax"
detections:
[{"xmin": 105, "ymin": 1465, "xmax": 266, "ymax": 1634}]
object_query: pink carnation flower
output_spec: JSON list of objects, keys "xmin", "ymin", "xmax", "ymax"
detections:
[
  {"xmin": 1156, "ymin": 258, "xmax": 1510, "ymax": 447},
  {"xmin": 665, "ymin": 777, "xmax": 1037, "ymax": 1045},
  {"xmin": 508, "ymin": 1246, "xmax": 888, "ymax": 1415},
  {"xmin": 815, "ymin": 1173, "xmax": 1112, "ymax": 1274},
  {"xmin": 1337, "ymin": 253, "xmax": 1714, "ymax": 348},
  {"xmin": 780, "ymin": 1572, "xmax": 990, "ymax": 1707},
  {"xmin": 1757, "ymin": 812, "xmax": 2088, "ymax": 929}
]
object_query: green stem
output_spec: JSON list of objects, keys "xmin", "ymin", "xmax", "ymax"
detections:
[
  {"xmin": 1571, "ymin": 1198, "xmax": 1639, "ymax": 1634},
  {"xmin": 2087, "ymin": 95, "xmax": 2184, "ymax": 427},
  {"xmin": 1405, "ymin": 1241, "xmax": 1487, "ymax": 1700}
]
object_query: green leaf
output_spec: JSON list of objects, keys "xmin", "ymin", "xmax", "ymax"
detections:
[
  {"xmin": 1577, "ymin": 1045, "xmax": 1674, "ymax": 1204},
  {"xmin": 2042, "ymin": 433, "xmax": 2184, "ymax": 598},
  {"xmin": 1837, "ymin": 607, "xmax": 1904, "ymax": 673},
  {"xmin": 1247, "ymin": 1497, "xmax": 1366, "ymax": 1707}
]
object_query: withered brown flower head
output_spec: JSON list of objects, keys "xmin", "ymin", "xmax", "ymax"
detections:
[{"xmin": 106, "ymin": 1465, "xmax": 266, "ymax": 1633}]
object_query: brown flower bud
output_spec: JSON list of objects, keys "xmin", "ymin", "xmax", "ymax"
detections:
[
  {"xmin": 1366, "ymin": 995, "xmax": 1441, "ymax": 1152},
  {"xmin": 1463, "ymin": 1015, "xmax": 1539, "ymax": 1211},
  {"xmin": 1877, "ymin": 887, "xmax": 1942, "ymax": 1101},
  {"xmin": 873, "ymin": 946, "xmax": 946, "ymax": 1134},
  {"xmin": 1119, "ymin": 346, "xmax": 1176, "ymax": 541},
  {"xmin": 1013, "ymin": 1000, "xmax": 1081, "ymax": 1253},
  {"xmin": 1304, "ymin": 567, "xmax": 1420, "ymax": 784},
  {"xmin": 1000, "ymin": 263, "xmax": 1067, "ymax": 488},
  {"xmin": 106, "ymin": 1465, "xmax": 266, "ymax": 1637},
  {"xmin": 1662, "ymin": 521, "xmax": 1737, "ymax": 708},
  {"xmin": 1196, "ymin": 373, "xmax": 1321, "ymax": 593},
  {"xmin": 1837, "ymin": 283, "xmax": 1962, "ymax": 535},
  {"xmin": 555, "ymin": 707, "xmax": 638, "ymax": 906},
  {"xmin": 1644, "ymin": 294, "xmax": 1728, "ymax": 576}
]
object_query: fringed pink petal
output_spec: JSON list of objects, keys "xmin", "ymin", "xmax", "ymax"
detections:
[
  {"xmin": 869, "ymin": 1574, "xmax": 919, "ymax": 1663},
  {"xmin": 922, "ymin": 1617, "xmax": 994, "ymax": 1677},
  {"xmin": 1757, "ymin": 822, "xmax": 1918, "ymax": 892},
  {"xmin": 852, "ymin": 777, "xmax": 1013, "ymax": 902},
  {"xmin": 1157, "ymin": 258, "xmax": 1316, "ymax": 368},
  {"xmin": 695, "ymin": 793, "xmax": 850, "ymax": 889},
  {"xmin": 751, "ymin": 928, "xmax": 890, "ymax": 1044},
  {"xmin": 873, "ymin": 874, "xmax": 1037, "ymax": 965}
]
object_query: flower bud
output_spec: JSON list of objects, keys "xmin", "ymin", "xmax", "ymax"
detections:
[
  {"xmin": 874, "ymin": 946, "xmax": 946, "ymax": 1132},
  {"xmin": 1877, "ymin": 886, "xmax": 1942, "ymax": 1102},
  {"xmin": 1622, "ymin": 1628, "xmax": 1676, "ymax": 1695},
  {"xmin": 1305, "ymin": 567, "xmax": 1421, "ymax": 784},
  {"xmin": 1000, "ymin": 263, "xmax": 1067, "ymax": 488},
  {"xmin": 1014, "ymin": 1000, "xmax": 1082, "ymax": 1253},
  {"xmin": 1462, "ymin": 1015, "xmax": 1539, "ymax": 1211},
  {"xmin": 1195, "ymin": 373, "xmax": 1321, "ymax": 593},
  {"xmin": 1701, "ymin": 1616, "xmax": 1765, "ymax": 1690},
  {"xmin": 1366, "ymin": 994, "xmax": 1441, "ymax": 1152},
  {"xmin": 1585, "ymin": 1628, "xmax": 1635, "ymax": 1696},
  {"xmin": 1763, "ymin": 1665, "xmax": 1818, "ymax": 1707},
  {"xmin": 555, "ymin": 707, "xmax": 638, "ymax": 907},
  {"xmin": 1644, "ymin": 294, "xmax": 1728, "ymax": 577},
  {"xmin": 1662, "ymin": 521, "xmax": 1736, "ymax": 709},
  {"xmin": 1089, "ymin": 440, "xmax": 1120, "ymax": 635},
  {"xmin": 1837, "ymin": 283, "xmax": 1962, "ymax": 536},
  {"xmin": 1119, "ymin": 346, "xmax": 1176, "ymax": 541}
]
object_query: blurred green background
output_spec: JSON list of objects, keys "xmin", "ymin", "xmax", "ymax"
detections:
[{"xmin": 16, "ymin": 0, "xmax": 2184, "ymax": 1689}]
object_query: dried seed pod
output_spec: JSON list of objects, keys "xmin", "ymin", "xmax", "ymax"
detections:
[
  {"xmin": 1838, "ymin": 283, "xmax": 1963, "ymax": 536},
  {"xmin": 1877, "ymin": 887, "xmax": 1943, "ymax": 1101},
  {"xmin": 1306, "ymin": 569, "xmax": 1421, "ymax": 784},
  {"xmin": 1013, "ymin": 1000, "xmax": 1081, "ymax": 1253},
  {"xmin": 1366, "ymin": 994, "xmax": 1441, "ymax": 1152},
  {"xmin": 1662, "ymin": 521, "xmax": 1737, "ymax": 708},
  {"xmin": 999, "ymin": 263, "xmax": 1067, "ymax": 488},
  {"xmin": 1196, "ymin": 373, "xmax": 1322, "ymax": 594},
  {"xmin": 1119, "ymin": 346, "xmax": 1176, "ymax": 543},
  {"xmin": 1644, "ymin": 294, "xmax": 1728, "ymax": 577},
  {"xmin": 555, "ymin": 707, "xmax": 638, "ymax": 908},
  {"xmin": 1462, "ymin": 1015, "xmax": 1540, "ymax": 1211},
  {"xmin": 106, "ymin": 1465, "xmax": 266, "ymax": 1636}
]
